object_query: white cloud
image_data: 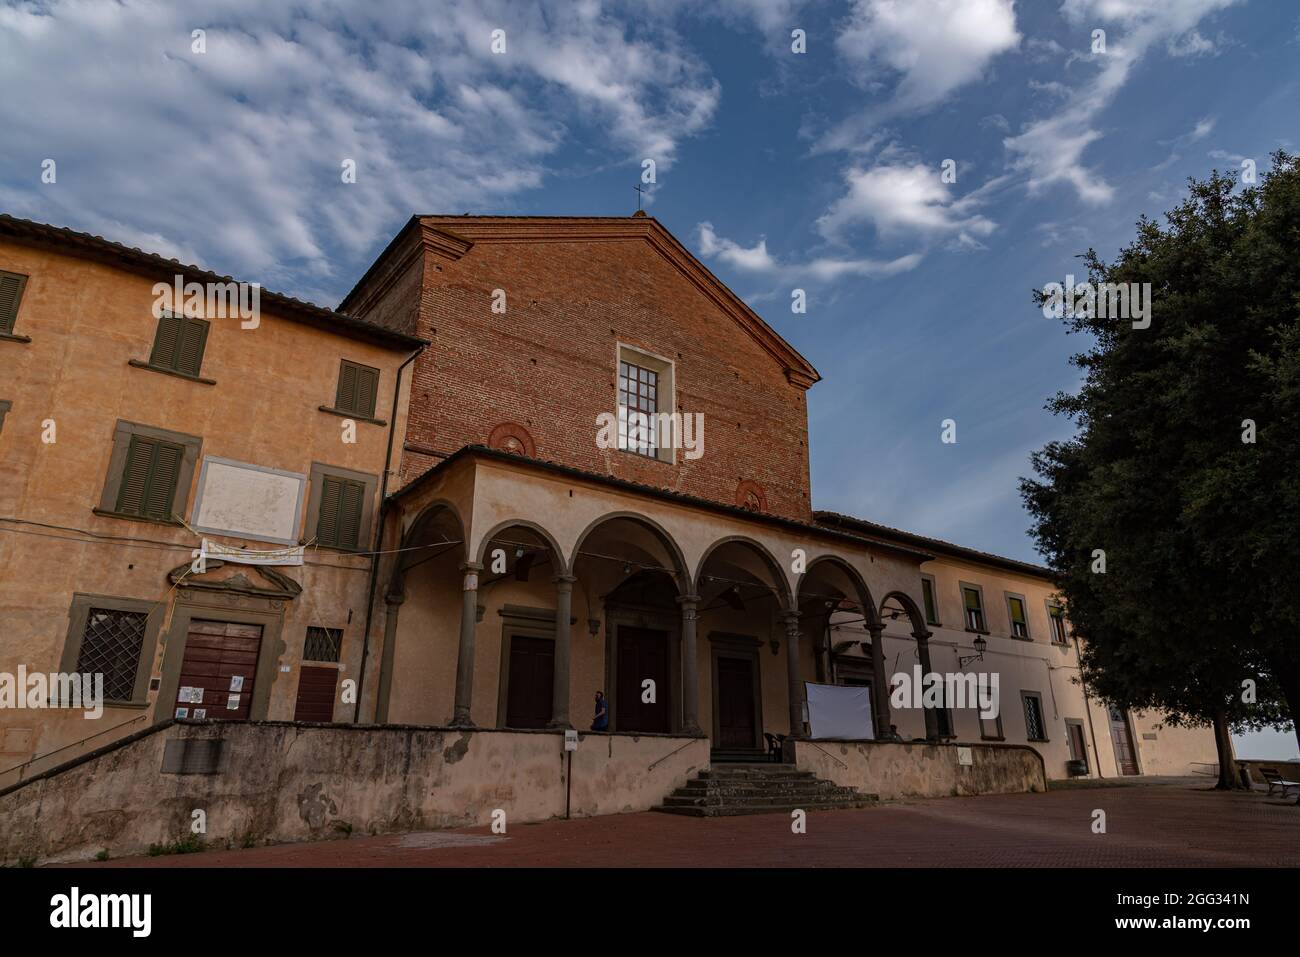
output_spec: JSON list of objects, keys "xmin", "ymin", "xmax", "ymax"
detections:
[
  {"xmin": 1005, "ymin": 0, "xmax": 1240, "ymax": 205},
  {"xmin": 695, "ymin": 222, "xmax": 923, "ymax": 281},
  {"xmin": 815, "ymin": 163, "xmax": 998, "ymax": 243},
  {"xmin": 0, "ymin": 0, "xmax": 720, "ymax": 303},
  {"xmin": 697, "ymin": 222, "xmax": 778, "ymax": 272},
  {"xmin": 830, "ymin": 0, "xmax": 1020, "ymax": 139}
]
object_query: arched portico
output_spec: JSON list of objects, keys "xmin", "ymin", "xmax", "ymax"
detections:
[{"xmin": 880, "ymin": 589, "xmax": 942, "ymax": 741}]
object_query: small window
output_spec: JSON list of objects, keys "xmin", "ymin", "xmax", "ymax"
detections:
[
  {"xmin": 920, "ymin": 575, "xmax": 940, "ymax": 625},
  {"xmin": 148, "ymin": 313, "xmax": 209, "ymax": 376},
  {"xmin": 618, "ymin": 359, "xmax": 659, "ymax": 457},
  {"xmin": 334, "ymin": 360, "xmax": 380, "ymax": 419},
  {"xmin": 978, "ymin": 675, "xmax": 1003, "ymax": 739},
  {"xmin": 0, "ymin": 399, "xmax": 10, "ymax": 432},
  {"xmin": 1048, "ymin": 604, "xmax": 1068, "ymax": 644},
  {"xmin": 1007, "ymin": 595, "xmax": 1029, "ymax": 639},
  {"xmin": 76, "ymin": 607, "xmax": 149, "ymax": 702},
  {"xmin": 962, "ymin": 585, "xmax": 986, "ymax": 632},
  {"xmin": 315, "ymin": 475, "xmax": 365, "ymax": 549},
  {"xmin": 304, "ymin": 626, "xmax": 342, "ymax": 662},
  {"xmin": 0, "ymin": 269, "xmax": 29, "ymax": 335},
  {"xmin": 1021, "ymin": 691, "xmax": 1048, "ymax": 742},
  {"xmin": 116, "ymin": 435, "xmax": 186, "ymax": 520}
]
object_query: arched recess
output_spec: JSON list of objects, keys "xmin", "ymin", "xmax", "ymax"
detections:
[
  {"xmin": 879, "ymin": 590, "xmax": 930, "ymax": 638},
  {"xmin": 795, "ymin": 555, "xmax": 880, "ymax": 679},
  {"xmin": 474, "ymin": 518, "xmax": 566, "ymax": 583},
  {"xmin": 879, "ymin": 589, "xmax": 945, "ymax": 741},
  {"xmin": 571, "ymin": 512, "xmax": 690, "ymax": 735},
  {"xmin": 693, "ymin": 535, "xmax": 794, "ymax": 611}
]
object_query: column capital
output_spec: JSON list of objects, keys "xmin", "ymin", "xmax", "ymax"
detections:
[
  {"xmin": 384, "ymin": 591, "xmax": 406, "ymax": 607},
  {"xmin": 912, "ymin": 629, "xmax": 933, "ymax": 642},
  {"xmin": 459, "ymin": 561, "xmax": 484, "ymax": 574},
  {"xmin": 552, "ymin": 574, "xmax": 577, "ymax": 587},
  {"xmin": 675, "ymin": 593, "xmax": 701, "ymax": 606},
  {"xmin": 866, "ymin": 623, "xmax": 884, "ymax": 637}
]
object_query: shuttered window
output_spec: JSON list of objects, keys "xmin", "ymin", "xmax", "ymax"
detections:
[
  {"xmin": 1007, "ymin": 596, "xmax": 1029, "ymax": 639},
  {"xmin": 314, "ymin": 474, "xmax": 366, "ymax": 549},
  {"xmin": 1048, "ymin": 605, "xmax": 1068, "ymax": 643},
  {"xmin": 334, "ymin": 360, "xmax": 380, "ymax": 418},
  {"xmin": 115, "ymin": 435, "xmax": 185, "ymax": 520},
  {"xmin": 149, "ymin": 313, "xmax": 209, "ymax": 376},
  {"xmin": 921, "ymin": 576, "xmax": 939, "ymax": 625},
  {"xmin": 0, "ymin": 270, "xmax": 29, "ymax": 334},
  {"xmin": 962, "ymin": 586, "xmax": 986, "ymax": 632}
]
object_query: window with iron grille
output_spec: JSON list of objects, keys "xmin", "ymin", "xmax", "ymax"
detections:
[
  {"xmin": 304, "ymin": 626, "xmax": 342, "ymax": 662},
  {"xmin": 1022, "ymin": 691, "xmax": 1047, "ymax": 741},
  {"xmin": 617, "ymin": 359, "xmax": 658, "ymax": 456},
  {"xmin": 148, "ymin": 313, "xmax": 209, "ymax": 377},
  {"xmin": 962, "ymin": 586, "xmax": 986, "ymax": 632},
  {"xmin": 1048, "ymin": 604, "xmax": 1067, "ymax": 644},
  {"xmin": 75, "ymin": 608, "xmax": 148, "ymax": 701},
  {"xmin": 1007, "ymin": 595, "xmax": 1029, "ymax": 639}
]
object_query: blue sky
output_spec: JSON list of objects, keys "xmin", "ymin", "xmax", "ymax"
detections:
[{"xmin": 2, "ymin": 2, "xmax": 1298, "ymax": 753}]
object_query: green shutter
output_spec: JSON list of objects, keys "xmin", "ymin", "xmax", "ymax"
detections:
[
  {"xmin": 921, "ymin": 578, "xmax": 937, "ymax": 624},
  {"xmin": 0, "ymin": 271, "xmax": 29, "ymax": 334},
  {"xmin": 356, "ymin": 365, "xmax": 379, "ymax": 418},
  {"xmin": 116, "ymin": 435, "xmax": 183, "ymax": 519},
  {"xmin": 176, "ymin": 317, "xmax": 209, "ymax": 375},
  {"xmin": 963, "ymin": 588, "xmax": 981, "ymax": 610},
  {"xmin": 316, "ymin": 476, "xmax": 342, "ymax": 546},
  {"xmin": 315, "ymin": 475, "xmax": 365, "ymax": 549},
  {"xmin": 335, "ymin": 362, "xmax": 358, "ymax": 412},
  {"xmin": 335, "ymin": 361, "xmax": 380, "ymax": 417},
  {"xmin": 150, "ymin": 315, "xmax": 182, "ymax": 368},
  {"xmin": 338, "ymin": 479, "xmax": 364, "ymax": 548}
]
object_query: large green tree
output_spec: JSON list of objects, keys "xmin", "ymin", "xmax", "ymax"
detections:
[{"xmin": 1022, "ymin": 153, "xmax": 1300, "ymax": 789}]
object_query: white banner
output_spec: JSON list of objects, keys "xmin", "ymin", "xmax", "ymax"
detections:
[
  {"xmin": 806, "ymin": 682, "xmax": 874, "ymax": 740},
  {"xmin": 201, "ymin": 537, "xmax": 304, "ymax": 566}
]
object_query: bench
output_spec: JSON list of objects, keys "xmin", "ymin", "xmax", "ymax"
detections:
[{"xmin": 1259, "ymin": 767, "xmax": 1300, "ymax": 798}]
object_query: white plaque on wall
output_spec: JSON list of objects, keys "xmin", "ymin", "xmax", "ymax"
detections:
[{"xmin": 190, "ymin": 457, "xmax": 307, "ymax": 545}]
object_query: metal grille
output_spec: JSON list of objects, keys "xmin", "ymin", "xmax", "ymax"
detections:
[
  {"xmin": 1023, "ymin": 695, "xmax": 1045, "ymax": 740},
  {"xmin": 617, "ymin": 360, "xmax": 658, "ymax": 456},
  {"xmin": 76, "ymin": 608, "xmax": 147, "ymax": 701},
  {"xmin": 304, "ymin": 626, "xmax": 342, "ymax": 662}
]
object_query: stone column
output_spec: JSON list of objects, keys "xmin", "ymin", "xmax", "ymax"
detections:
[
  {"xmin": 867, "ymin": 624, "xmax": 891, "ymax": 740},
  {"xmin": 451, "ymin": 561, "xmax": 482, "ymax": 727},
  {"xmin": 375, "ymin": 590, "xmax": 404, "ymax": 724},
  {"xmin": 782, "ymin": 611, "xmax": 805, "ymax": 738},
  {"xmin": 549, "ymin": 574, "xmax": 576, "ymax": 729},
  {"xmin": 915, "ymin": 630, "xmax": 939, "ymax": 740},
  {"xmin": 677, "ymin": 594, "xmax": 702, "ymax": 735}
]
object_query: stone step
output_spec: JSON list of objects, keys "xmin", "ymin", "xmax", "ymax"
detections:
[
  {"xmin": 698, "ymin": 768, "xmax": 814, "ymax": 780},
  {"xmin": 671, "ymin": 783, "xmax": 859, "ymax": 799},
  {"xmin": 655, "ymin": 762, "xmax": 875, "ymax": 817},
  {"xmin": 662, "ymin": 790, "xmax": 865, "ymax": 808},
  {"xmin": 654, "ymin": 797, "xmax": 877, "ymax": 817}
]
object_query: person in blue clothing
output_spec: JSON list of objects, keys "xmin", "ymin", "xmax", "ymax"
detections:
[{"xmin": 591, "ymin": 690, "xmax": 609, "ymax": 731}]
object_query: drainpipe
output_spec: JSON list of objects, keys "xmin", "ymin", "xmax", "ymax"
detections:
[
  {"xmin": 353, "ymin": 347, "xmax": 422, "ymax": 723},
  {"xmin": 1074, "ymin": 633, "xmax": 1104, "ymax": 779}
]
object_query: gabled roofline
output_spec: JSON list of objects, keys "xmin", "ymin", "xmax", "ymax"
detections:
[
  {"xmin": 338, "ymin": 213, "xmax": 822, "ymax": 389},
  {"xmin": 389, "ymin": 444, "xmax": 932, "ymax": 564},
  {"xmin": 814, "ymin": 510, "xmax": 1056, "ymax": 582},
  {"xmin": 0, "ymin": 214, "xmax": 428, "ymax": 351}
]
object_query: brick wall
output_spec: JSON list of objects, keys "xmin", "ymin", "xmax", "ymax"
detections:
[{"xmin": 351, "ymin": 217, "xmax": 816, "ymax": 521}]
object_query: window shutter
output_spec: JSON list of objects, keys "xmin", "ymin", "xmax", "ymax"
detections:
[
  {"xmin": 335, "ymin": 362, "xmax": 357, "ymax": 412},
  {"xmin": 116, "ymin": 436, "xmax": 156, "ymax": 515},
  {"xmin": 316, "ymin": 476, "xmax": 343, "ymax": 546},
  {"xmin": 176, "ymin": 318, "xmax": 209, "ymax": 375},
  {"xmin": 0, "ymin": 271, "xmax": 26, "ymax": 334},
  {"xmin": 964, "ymin": 588, "xmax": 980, "ymax": 610},
  {"xmin": 356, "ymin": 365, "xmax": 379, "ymax": 418},
  {"xmin": 338, "ymin": 479, "xmax": 364, "ymax": 548},
  {"xmin": 150, "ymin": 314, "xmax": 182, "ymax": 368},
  {"xmin": 144, "ymin": 442, "xmax": 183, "ymax": 519}
]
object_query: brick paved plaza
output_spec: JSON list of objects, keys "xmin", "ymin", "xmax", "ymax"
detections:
[{"xmin": 78, "ymin": 779, "xmax": 1300, "ymax": 868}]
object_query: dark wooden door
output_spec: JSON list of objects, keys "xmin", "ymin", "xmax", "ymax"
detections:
[
  {"xmin": 293, "ymin": 666, "xmax": 339, "ymax": 723},
  {"xmin": 505, "ymin": 635, "xmax": 554, "ymax": 729},
  {"xmin": 1109, "ymin": 708, "xmax": 1139, "ymax": 775},
  {"xmin": 716, "ymin": 655, "xmax": 757, "ymax": 749},
  {"xmin": 1067, "ymin": 721, "xmax": 1088, "ymax": 768},
  {"xmin": 616, "ymin": 626, "xmax": 670, "ymax": 732},
  {"xmin": 174, "ymin": 620, "xmax": 263, "ymax": 720}
]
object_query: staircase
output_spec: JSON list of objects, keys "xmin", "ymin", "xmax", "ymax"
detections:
[{"xmin": 654, "ymin": 763, "xmax": 877, "ymax": 817}]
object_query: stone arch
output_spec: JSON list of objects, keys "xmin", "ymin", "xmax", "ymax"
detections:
[
  {"xmin": 795, "ymin": 554, "xmax": 881, "ymax": 628},
  {"xmin": 693, "ymin": 535, "xmax": 794, "ymax": 610},
  {"xmin": 390, "ymin": 499, "xmax": 467, "ymax": 598},
  {"xmin": 879, "ymin": 589, "xmax": 931, "ymax": 638},
  {"xmin": 474, "ymin": 518, "xmax": 566, "ymax": 576},
  {"xmin": 569, "ymin": 510, "xmax": 690, "ymax": 583}
]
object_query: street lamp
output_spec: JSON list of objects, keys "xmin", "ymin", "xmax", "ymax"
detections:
[{"xmin": 958, "ymin": 635, "xmax": 988, "ymax": 669}]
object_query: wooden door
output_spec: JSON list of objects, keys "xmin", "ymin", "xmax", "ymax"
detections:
[
  {"xmin": 293, "ymin": 666, "xmax": 339, "ymax": 723},
  {"xmin": 716, "ymin": 655, "xmax": 757, "ymax": 749},
  {"xmin": 505, "ymin": 635, "xmax": 554, "ymax": 729},
  {"xmin": 616, "ymin": 626, "xmax": 670, "ymax": 732},
  {"xmin": 1066, "ymin": 721, "xmax": 1088, "ymax": 769},
  {"xmin": 174, "ymin": 620, "xmax": 263, "ymax": 720},
  {"xmin": 1108, "ymin": 708, "xmax": 1139, "ymax": 775}
]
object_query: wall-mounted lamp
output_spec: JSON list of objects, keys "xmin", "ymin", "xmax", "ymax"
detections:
[{"xmin": 958, "ymin": 635, "xmax": 988, "ymax": 669}]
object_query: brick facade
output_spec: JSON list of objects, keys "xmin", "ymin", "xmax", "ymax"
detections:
[{"xmin": 342, "ymin": 215, "xmax": 820, "ymax": 521}]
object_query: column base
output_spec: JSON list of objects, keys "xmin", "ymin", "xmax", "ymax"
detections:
[
  {"xmin": 448, "ymin": 714, "xmax": 476, "ymax": 729},
  {"xmin": 547, "ymin": 719, "xmax": 574, "ymax": 731}
]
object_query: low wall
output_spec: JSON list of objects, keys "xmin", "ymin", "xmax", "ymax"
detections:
[
  {"xmin": 1236, "ymin": 759, "xmax": 1300, "ymax": 788},
  {"xmin": 793, "ymin": 738, "xmax": 1045, "ymax": 800},
  {"xmin": 0, "ymin": 720, "xmax": 708, "ymax": 865}
]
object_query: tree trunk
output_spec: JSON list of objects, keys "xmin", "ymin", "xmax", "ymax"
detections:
[{"xmin": 1211, "ymin": 709, "xmax": 1243, "ymax": 790}]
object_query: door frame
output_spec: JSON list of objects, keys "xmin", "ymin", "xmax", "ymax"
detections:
[
  {"xmin": 156, "ymin": 589, "xmax": 287, "ymax": 724},
  {"xmin": 1065, "ymin": 717, "xmax": 1089, "ymax": 771},
  {"xmin": 708, "ymin": 632, "xmax": 764, "ymax": 750},
  {"xmin": 604, "ymin": 601, "xmax": 680, "ymax": 733},
  {"xmin": 1108, "ymin": 707, "xmax": 1142, "ymax": 775},
  {"xmin": 494, "ymin": 604, "xmax": 558, "ymax": 729}
]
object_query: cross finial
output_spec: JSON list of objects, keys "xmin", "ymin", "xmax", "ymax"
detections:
[{"xmin": 633, "ymin": 183, "xmax": 646, "ymax": 211}]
